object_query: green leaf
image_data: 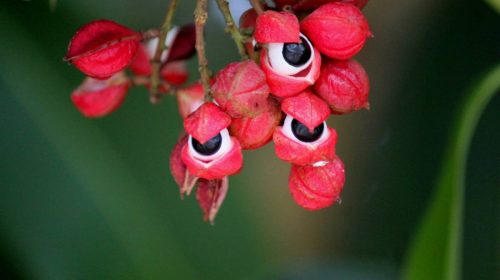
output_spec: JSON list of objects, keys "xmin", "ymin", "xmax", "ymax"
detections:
[
  {"xmin": 484, "ymin": 0, "xmax": 500, "ymax": 14},
  {"xmin": 402, "ymin": 65, "xmax": 500, "ymax": 280}
]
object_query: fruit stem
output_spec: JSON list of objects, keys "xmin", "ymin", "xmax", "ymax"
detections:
[
  {"xmin": 249, "ymin": 0, "xmax": 264, "ymax": 15},
  {"xmin": 215, "ymin": 0, "xmax": 248, "ymax": 60},
  {"xmin": 149, "ymin": 0, "xmax": 178, "ymax": 104},
  {"xmin": 195, "ymin": 0, "xmax": 212, "ymax": 101}
]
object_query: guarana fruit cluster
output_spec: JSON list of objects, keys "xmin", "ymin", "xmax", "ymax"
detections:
[{"xmin": 64, "ymin": 0, "xmax": 372, "ymax": 223}]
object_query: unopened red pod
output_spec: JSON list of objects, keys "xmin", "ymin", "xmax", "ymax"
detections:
[
  {"xmin": 314, "ymin": 58, "xmax": 369, "ymax": 114},
  {"xmin": 65, "ymin": 20, "xmax": 141, "ymax": 79},
  {"xmin": 212, "ymin": 60, "xmax": 269, "ymax": 118},
  {"xmin": 71, "ymin": 71, "xmax": 129, "ymax": 118},
  {"xmin": 300, "ymin": 2, "xmax": 371, "ymax": 59},
  {"xmin": 176, "ymin": 82, "xmax": 205, "ymax": 119},
  {"xmin": 260, "ymin": 34, "xmax": 321, "ymax": 98},
  {"xmin": 289, "ymin": 156, "xmax": 345, "ymax": 210},
  {"xmin": 273, "ymin": 90, "xmax": 337, "ymax": 166},
  {"xmin": 254, "ymin": 11, "xmax": 300, "ymax": 43},
  {"xmin": 182, "ymin": 103, "xmax": 243, "ymax": 180},
  {"xmin": 230, "ymin": 98, "xmax": 282, "ymax": 150}
]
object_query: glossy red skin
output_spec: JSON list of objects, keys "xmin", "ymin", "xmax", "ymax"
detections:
[
  {"xmin": 169, "ymin": 133, "xmax": 188, "ymax": 189},
  {"xmin": 289, "ymin": 156, "xmax": 345, "ymax": 210},
  {"xmin": 275, "ymin": 0, "xmax": 369, "ymax": 10},
  {"xmin": 300, "ymin": 2, "xmax": 371, "ymax": 59},
  {"xmin": 71, "ymin": 72, "xmax": 129, "ymax": 118},
  {"xmin": 260, "ymin": 47, "xmax": 321, "ymax": 98},
  {"xmin": 176, "ymin": 82, "xmax": 205, "ymax": 119},
  {"xmin": 196, "ymin": 177, "xmax": 228, "ymax": 224},
  {"xmin": 255, "ymin": 11, "xmax": 300, "ymax": 43},
  {"xmin": 314, "ymin": 58, "xmax": 369, "ymax": 114},
  {"xmin": 281, "ymin": 90, "xmax": 330, "ymax": 130},
  {"xmin": 181, "ymin": 137, "xmax": 243, "ymax": 179},
  {"xmin": 273, "ymin": 127, "xmax": 337, "ymax": 166},
  {"xmin": 66, "ymin": 19, "xmax": 140, "ymax": 79},
  {"xmin": 212, "ymin": 60, "xmax": 270, "ymax": 118},
  {"xmin": 230, "ymin": 98, "xmax": 282, "ymax": 150},
  {"xmin": 184, "ymin": 103, "xmax": 232, "ymax": 143}
]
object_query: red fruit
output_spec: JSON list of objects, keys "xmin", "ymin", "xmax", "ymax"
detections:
[
  {"xmin": 129, "ymin": 24, "xmax": 195, "ymax": 77},
  {"xmin": 288, "ymin": 156, "xmax": 345, "ymax": 210},
  {"xmin": 65, "ymin": 19, "xmax": 141, "ymax": 79},
  {"xmin": 260, "ymin": 44, "xmax": 321, "ymax": 98},
  {"xmin": 254, "ymin": 11, "xmax": 300, "ymax": 43},
  {"xmin": 71, "ymin": 71, "xmax": 129, "ymax": 118},
  {"xmin": 314, "ymin": 58, "xmax": 369, "ymax": 114},
  {"xmin": 275, "ymin": 0, "xmax": 369, "ymax": 11},
  {"xmin": 300, "ymin": 2, "xmax": 371, "ymax": 59},
  {"xmin": 176, "ymin": 82, "xmax": 205, "ymax": 119},
  {"xmin": 182, "ymin": 103, "xmax": 243, "ymax": 179},
  {"xmin": 239, "ymin": 8, "xmax": 257, "ymax": 30},
  {"xmin": 274, "ymin": 125, "xmax": 337, "ymax": 166},
  {"xmin": 212, "ymin": 60, "xmax": 270, "ymax": 118},
  {"xmin": 273, "ymin": 91, "xmax": 337, "ymax": 166},
  {"xmin": 230, "ymin": 98, "xmax": 282, "ymax": 150},
  {"xmin": 239, "ymin": 8, "xmax": 258, "ymax": 57},
  {"xmin": 166, "ymin": 24, "xmax": 196, "ymax": 63},
  {"xmin": 161, "ymin": 61, "xmax": 188, "ymax": 86},
  {"xmin": 196, "ymin": 177, "xmax": 229, "ymax": 224},
  {"xmin": 181, "ymin": 136, "xmax": 243, "ymax": 179}
]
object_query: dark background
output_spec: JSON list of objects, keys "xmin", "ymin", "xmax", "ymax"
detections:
[{"xmin": 0, "ymin": 0, "xmax": 498, "ymax": 279}]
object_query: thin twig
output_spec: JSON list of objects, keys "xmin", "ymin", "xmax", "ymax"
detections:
[
  {"xmin": 195, "ymin": 0, "xmax": 212, "ymax": 101},
  {"xmin": 249, "ymin": 0, "xmax": 264, "ymax": 14},
  {"xmin": 215, "ymin": 0, "xmax": 248, "ymax": 60},
  {"xmin": 150, "ymin": 0, "xmax": 178, "ymax": 103}
]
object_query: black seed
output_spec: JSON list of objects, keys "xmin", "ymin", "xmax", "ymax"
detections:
[
  {"xmin": 282, "ymin": 37, "xmax": 311, "ymax": 67},
  {"xmin": 291, "ymin": 119, "xmax": 324, "ymax": 142},
  {"xmin": 191, "ymin": 134, "xmax": 222, "ymax": 156}
]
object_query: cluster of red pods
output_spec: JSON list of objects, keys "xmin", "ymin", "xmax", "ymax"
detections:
[{"xmin": 65, "ymin": 0, "xmax": 372, "ymax": 223}]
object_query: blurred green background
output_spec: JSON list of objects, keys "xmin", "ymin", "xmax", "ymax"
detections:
[{"xmin": 0, "ymin": 0, "xmax": 498, "ymax": 279}]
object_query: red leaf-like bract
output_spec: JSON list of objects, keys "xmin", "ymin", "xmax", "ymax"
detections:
[
  {"xmin": 281, "ymin": 90, "xmax": 330, "ymax": 130},
  {"xmin": 314, "ymin": 58, "xmax": 369, "ymax": 114},
  {"xmin": 254, "ymin": 11, "xmax": 300, "ymax": 43},
  {"xmin": 66, "ymin": 19, "xmax": 140, "ymax": 79},
  {"xmin": 196, "ymin": 178, "xmax": 229, "ymax": 224},
  {"xmin": 184, "ymin": 103, "xmax": 232, "ymax": 143},
  {"xmin": 71, "ymin": 72, "xmax": 129, "ymax": 118},
  {"xmin": 212, "ymin": 60, "xmax": 270, "ymax": 118},
  {"xmin": 300, "ymin": 3, "xmax": 371, "ymax": 59},
  {"xmin": 289, "ymin": 156, "xmax": 345, "ymax": 210}
]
